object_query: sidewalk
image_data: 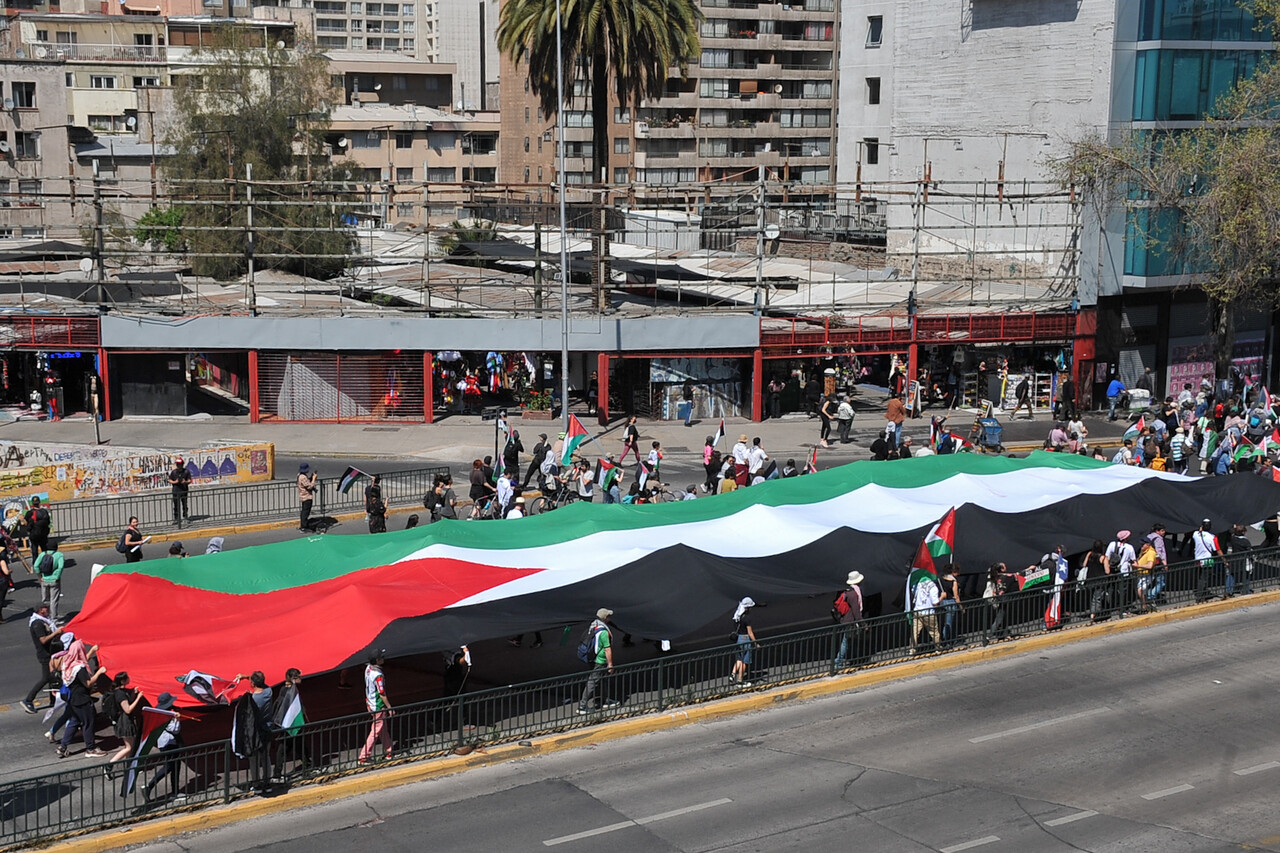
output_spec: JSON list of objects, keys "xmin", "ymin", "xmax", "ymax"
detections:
[{"xmin": 0, "ymin": 401, "xmax": 1132, "ymax": 469}]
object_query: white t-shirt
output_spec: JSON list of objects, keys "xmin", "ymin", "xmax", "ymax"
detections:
[
  {"xmin": 507, "ymin": 506, "xmax": 524, "ymax": 519},
  {"xmin": 1106, "ymin": 541, "xmax": 1135, "ymax": 574},
  {"xmin": 1192, "ymin": 530, "xmax": 1219, "ymax": 560},
  {"xmin": 747, "ymin": 445, "xmax": 768, "ymax": 473},
  {"xmin": 577, "ymin": 469, "xmax": 594, "ymax": 498},
  {"xmin": 912, "ymin": 578, "xmax": 941, "ymax": 613},
  {"xmin": 731, "ymin": 442, "xmax": 749, "ymax": 465},
  {"xmin": 496, "ymin": 476, "xmax": 513, "ymax": 506}
]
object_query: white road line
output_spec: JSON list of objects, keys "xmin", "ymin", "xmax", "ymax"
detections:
[
  {"xmin": 940, "ymin": 836, "xmax": 1001, "ymax": 853},
  {"xmin": 968, "ymin": 708, "xmax": 1109, "ymax": 744},
  {"xmin": 1141, "ymin": 784, "xmax": 1194, "ymax": 800},
  {"xmin": 1235, "ymin": 761, "xmax": 1280, "ymax": 776},
  {"xmin": 543, "ymin": 798, "xmax": 732, "ymax": 846},
  {"xmin": 1045, "ymin": 810, "xmax": 1098, "ymax": 826}
]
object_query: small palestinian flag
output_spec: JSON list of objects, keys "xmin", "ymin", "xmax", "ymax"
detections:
[
  {"xmin": 712, "ymin": 418, "xmax": 725, "ymax": 448},
  {"xmin": 1123, "ymin": 415, "xmax": 1146, "ymax": 443},
  {"xmin": 1016, "ymin": 560, "xmax": 1054, "ymax": 591},
  {"xmin": 121, "ymin": 706, "xmax": 178, "ymax": 796},
  {"xmin": 175, "ymin": 669, "xmax": 234, "ymax": 705},
  {"xmin": 637, "ymin": 459, "xmax": 653, "ymax": 490},
  {"xmin": 595, "ymin": 458, "xmax": 620, "ymax": 491},
  {"xmin": 337, "ymin": 466, "xmax": 365, "ymax": 495},
  {"xmin": 275, "ymin": 684, "xmax": 305, "ymax": 736},
  {"xmin": 1233, "ymin": 438, "xmax": 1262, "ymax": 464},
  {"xmin": 561, "ymin": 414, "xmax": 589, "ymax": 466},
  {"xmin": 806, "ymin": 446, "xmax": 818, "ymax": 474}
]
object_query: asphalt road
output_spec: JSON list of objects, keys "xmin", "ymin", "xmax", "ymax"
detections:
[{"xmin": 124, "ymin": 600, "xmax": 1280, "ymax": 853}]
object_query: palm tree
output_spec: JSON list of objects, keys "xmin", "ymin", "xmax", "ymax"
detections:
[{"xmin": 498, "ymin": 0, "xmax": 701, "ymax": 184}]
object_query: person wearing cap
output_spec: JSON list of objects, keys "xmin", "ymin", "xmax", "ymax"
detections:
[
  {"xmin": 359, "ymin": 650, "xmax": 393, "ymax": 764},
  {"xmin": 168, "ymin": 456, "xmax": 192, "ymax": 528},
  {"xmin": 731, "ymin": 434, "xmax": 750, "ymax": 486},
  {"xmin": 35, "ymin": 539, "xmax": 64, "ymax": 621},
  {"xmin": 1192, "ymin": 518, "xmax": 1223, "ymax": 603},
  {"xmin": 297, "ymin": 463, "xmax": 318, "ymax": 533},
  {"xmin": 730, "ymin": 597, "xmax": 758, "ymax": 687},
  {"xmin": 834, "ymin": 571, "xmax": 866, "ymax": 667},
  {"xmin": 522, "ymin": 433, "xmax": 550, "ymax": 492},
  {"xmin": 23, "ymin": 496, "xmax": 51, "ymax": 563},
  {"xmin": 507, "ymin": 495, "xmax": 526, "ymax": 519},
  {"xmin": 1105, "ymin": 530, "xmax": 1137, "ymax": 614},
  {"xmin": 578, "ymin": 608, "xmax": 618, "ymax": 714},
  {"xmin": 141, "ymin": 692, "xmax": 184, "ymax": 802},
  {"xmin": 167, "ymin": 542, "xmax": 187, "ymax": 558}
]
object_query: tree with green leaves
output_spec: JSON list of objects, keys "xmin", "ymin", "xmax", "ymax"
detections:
[
  {"xmin": 1057, "ymin": 7, "xmax": 1280, "ymax": 382},
  {"xmin": 497, "ymin": 0, "xmax": 702, "ymax": 184},
  {"xmin": 159, "ymin": 27, "xmax": 357, "ymax": 280}
]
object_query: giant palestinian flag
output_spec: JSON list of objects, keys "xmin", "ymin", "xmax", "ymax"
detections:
[{"xmin": 69, "ymin": 453, "xmax": 1280, "ymax": 704}]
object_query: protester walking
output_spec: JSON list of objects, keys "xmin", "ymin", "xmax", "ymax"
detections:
[
  {"xmin": 910, "ymin": 571, "xmax": 941, "ymax": 654},
  {"xmin": 297, "ymin": 464, "xmax": 318, "ymax": 533},
  {"xmin": 57, "ymin": 638, "xmax": 108, "ymax": 758},
  {"xmin": 834, "ymin": 571, "xmax": 866, "ymax": 667},
  {"xmin": 703, "ymin": 436, "xmax": 720, "ymax": 493},
  {"xmin": 21, "ymin": 604, "xmax": 59, "ymax": 713},
  {"xmin": 982, "ymin": 562, "xmax": 1008, "ymax": 644},
  {"xmin": 819, "ymin": 393, "xmax": 835, "ymax": 448},
  {"xmin": 365, "ymin": 475, "xmax": 387, "ymax": 534},
  {"xmin": 140, "ymin": 692, "xmax": 183, "ymax": 803},
  {"xmin": 36, "ymin": 541, "xmax": 64, "ymax": 621},
  {"xmin": 359, "ymin": 650, "xmax": 393, "ymax": 764},
  {"xmin": 104, "ymin": 672, "xmax": 146, "ymax": 773},
  {"xmin": 1192, "ymin": 519, "xmax": 1223, "ymax": 603},
  {"xmin": 938, "ymin": 564, "xmax": 963, "ymax": 647},
  {"xmin": 885, "ymin": 393, "xmax": 907, "ymax": 447},
  {"xmin": 168, "ymin": 457, "xmax": 192, "ymax": 528},
  {"xmin": 121, "ymin": 516, "xmax": 144, "ymax": 563},
  {"xmin": 23, "ymin": 497, "xmax": 51, "ymax": 562},
  {"xmin": 578, "ymin": 608, "xmax": 617, "ymax": 713},
  {"xmin": 522, "ymin": 433, "xmax": 549, "ymax": 491},
  {"xmin": 836, "ymin": 395, "xmax": 855, "ymax": 444},
  {"xmin": 1080, "ymin": 540, "xmax": 1111, "ymax": 622},
  {"xmin": 730, "ymin": 597, "xmax": 758, "ymax": 686},
  {"xmin": 619, "ymin": 416, "xmax": 641, "ymax": 465}
]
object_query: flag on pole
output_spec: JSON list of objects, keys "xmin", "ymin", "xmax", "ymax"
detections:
[
  {"xmin": 1260, "ymin": 386, "xmax": 1272, "ymax": 413},
  {"xmin": 1123, "ymin": 414, "xmax": 1146, "ymax": 442},
  {"xmin": 121, "ymin": 706, "xmax": 179, "ymax": 796},
  {"xmin": 275, "ymin": 684, "xmax": 305, "ymax": 736},
  {"xmin": 712, "ymin": 418, "xmax": 725, "ymax": 448},
  {"xmin": 637, "ymin": 459, "xmax": 653, "ymax": 491},
  {"xmin": 806, "ymin": 446, "xmax": 818, "ymax": 474},
  {"xmin": 903, "ymin": 507, "xmax": 955, "ymax": 614},
  {"xmin": 1233, "ymin": 437, "xmax": 1262, "ymax": 464},
  {"xmin": 337, "ymin": 466, "xmax": 365, "ymax": 495},
  {"xmin": 561, "ymin": 414, "xmax": 589, "ymax": 465},
  {"xmin": 594, "ymin": 458, "xmax": 620, "ymax": 491}
]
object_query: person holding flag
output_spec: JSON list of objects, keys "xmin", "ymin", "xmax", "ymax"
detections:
[
  {"xmin": 125, "ymin": 692, "xmax": 183, "ymax": 803},
  {"xmin": 561, "ymin": 414, "xmax": 590, "ymax": 466},
  {"xmin": 905, "ymin": 508, "xmax": 955, "ymax": 655},
  {"xmin": 270, "ymin": 668, "xmax": 310, "ymax": 779},
  {"xmin": 297, "ymin": 463, "xmax": 318, "ymax": 533}
]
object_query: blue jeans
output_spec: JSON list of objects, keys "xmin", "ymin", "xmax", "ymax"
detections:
[
  {"xmin": 1108, "ymin": 394, "xmax": 1121, "ymax": 419},
  {"xmin": 940, "ymin": 600, "xmax": 960, "ymax": 644},
  {"xmin": 893, "ymin": 422, "xmax": 904, "ymax": 447},
  {"xmin": 835, "ymin": 625, "xmax": 865, "ymax": 666}
]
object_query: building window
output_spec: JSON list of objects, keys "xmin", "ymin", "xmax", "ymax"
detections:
[
  {"xmin": 65, "ymin": 73, "xmax": 74, "ymax": 87},
  {"xmin": 523, "ymin": 166, "xmax": 530, "ymax": 182},
  {"xmin": 89, "ymin": 115, "xmax": 129, "ymax": 132},
  {"xmin": 366, "ymin": 20, "xmax": 382, "ymax": 32},
  {"xmin": 699, "ymin": 78, "xmax": 729, "ymax": 98},
  {"xmin": 426, "ymin": 167, "xmax": 455, "ymax": 182},
  {"xmin": 863, "ymin": 137, "xmax": 879, "ymax": 165},
  {"xmin": 396, "ymin": 167, "xmax": 413, "ymax": 182},
  {"xmin": 351, "ymin": 19, "xmax": 363, "ymax": 30},
  {"xmin": 318, "ymin": 36, "xmax": 348, "ymax": 48},
  {"xmin": 802, "ymin": 80, "xmax": 832, "ymax": 99},
  {"xmin": 866, "ymin": 77, "xmax": 880, "ymax": 104},
  {"xmin": 538, "ymin": 166, "xmax": 543, "ymax": 181},
  {"xmin": 613, "ymin": 167, "xmax": 628, "ymax": 183},
  {"xmin": 350, "ymin": 130, "xmax": 382, "ymax": 148},
  {"xmin": 395, "ymin": 131, "xmax": 413, "ymax": 148},
  {"xmin": 134, "ymin": 76, "xmax": 160, "ymax": 88},
  {"xmin": 396, "ymin": 202, "xmax": 414, "ymax": 217},
  {"xmin": 11, "ymin": 82, "xmax": 35, "ymax": 109},
  {"xmin": 15, "ymin": 132, "xmax": 40, "ymax": 159},
  {"xmin": 614, "ymin": 107, "xmax": 630, "ymax": 123},
  {"xmin": 523, "ymin": 136, "xmax": 530, "ymax": 152},
  {"xmin": 614, "ymin": 137, "xmax": 630, "ymax": 154},
  {"xmin": 524, "ymin": 107, "xmax": 530, "ymax": 122},
  {"xmin": 402, "ymin": 38, "xmax": 414, "ymax": 50},
  {"xmin": 383, "ymin": 38, "xmax": 400, "ymax": 49},
  {"xmin": 537, "ymin": 136, "xmax": 542, "ymax": 152},
  {"xmin": 403, "ymin": 21, "xmax": 414, "ymax": 33},
  {"xmin": 565, "ymin": 111, "xmax": 592, "ymax": 127},
  {"xmin": 700, "ymin": 48, "xmax": 729, "ymax": 68},
  {"xmin": 90, "ymin": 75, "xmax": 118, "ymax": 89},
  {"xmin": 866, "ymin": 16, "xmax": 883, "ymax": 47},
  {"xmin": 17, "ymin": 179, "xmax": 42, "ymax": 200},
  {"xmin": 523, "ymin": 78, "xmax": 529, "ymax": 93}
]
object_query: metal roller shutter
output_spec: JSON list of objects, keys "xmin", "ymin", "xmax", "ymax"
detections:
[{"xmin": 257, "ymin": 352, "xmax": 424, "ymax": 422}]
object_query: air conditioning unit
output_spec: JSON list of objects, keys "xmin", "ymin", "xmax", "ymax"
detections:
[{"xmin": 635, "ymin": 121, "xmax": 649, "ymax": 138}]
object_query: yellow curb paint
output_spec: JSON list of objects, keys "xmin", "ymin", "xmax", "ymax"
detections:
[{"xmin": 28, "ymin": 591, "xmax": 1280, "ymax": 853}]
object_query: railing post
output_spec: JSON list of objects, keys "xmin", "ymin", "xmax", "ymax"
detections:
[
  {"xmin": 657, "ymin": 655, "xmax": 666, "ymax": 710},
  {"xmin": 224, "ymin": 740, "xmax": 232, "ymax": 803}
]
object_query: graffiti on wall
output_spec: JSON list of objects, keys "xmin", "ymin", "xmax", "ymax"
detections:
[{"xmin": 0, "ymin": 441, "xmax": 275, "ymax": 502}]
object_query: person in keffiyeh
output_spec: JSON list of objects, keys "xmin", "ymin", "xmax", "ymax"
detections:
[{"xmin": 20, "ymin": 605, "xmax": 59, "ymax": 715}]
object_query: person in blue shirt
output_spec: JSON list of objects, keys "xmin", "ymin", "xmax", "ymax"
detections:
[{"xmin": 1107, "ymin": 377, "xmax": 1127, "ymax": 421}]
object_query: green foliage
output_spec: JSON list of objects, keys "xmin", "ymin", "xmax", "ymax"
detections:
[
  {"xmin": 135, "ymin": 206, "xmax": 186, "ymax": 253},
  {"xmin": 161, "ymin": 27, "xmax": 357, "ymax": 280},
  {"xmin": 1054, "ymin": 8, "xmax": 1280, "ymax": 378},
  {"xmin": 497, "ymin": 0, "xmax": 702, "ymax": 181}
]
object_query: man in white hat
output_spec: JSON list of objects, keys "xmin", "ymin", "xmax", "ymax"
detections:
[
  {"xmin": 834, "ymin": 571, "xmax": 866, "ymax": 667},
  {"xmin": 731, "ymin": 434, "xmax": 750, "ymax": 486},
  {"xmin": 507, "ymin": 496, "xmax": 526, "ymax": 520}
]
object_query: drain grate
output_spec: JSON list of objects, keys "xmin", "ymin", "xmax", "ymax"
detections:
[{"xmin": 362, "ymin": 427, "xmax": 401, "ymax": 432}]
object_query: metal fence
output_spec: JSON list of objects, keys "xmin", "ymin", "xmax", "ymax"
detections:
[
  {"xmin": 2, "ymin": 546, "xmax": 1276, "ymax": 848},
  {"xmin": 44, "ymin": 466, "xmax": 451, "ymax": 541}
]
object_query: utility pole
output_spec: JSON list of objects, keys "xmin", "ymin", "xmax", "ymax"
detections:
[
  {"xmin": 92, "ymin": 161, "xmax": 104, "ymax": 307},
  {"xmin": 246, "ymin": 162, "xmax": 257, "ymax": 316},
  {"xmin": 533, "ymin": 220, "xmax": 543, "ymax": 316},
  {"xmin": 754, "ymin": 165, "xmax": 765, "ymax": 316}
]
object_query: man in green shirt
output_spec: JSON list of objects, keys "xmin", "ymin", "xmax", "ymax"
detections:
[
  {"xmin": 577, "ymin": 608, "xmax": 619, "ymax": 714},
  {"xmin": 36, "ymin": 541, "xmax": 65, "ymax": 622}
]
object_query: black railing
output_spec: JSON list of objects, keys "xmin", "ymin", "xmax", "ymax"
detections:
[
  {"xmin": 2, "ymin": 546, "xmax": 1275, "ymax": 848},
  {"xmin": 44, "ymin": 466, "xmax": 451, "ymax": 541}
]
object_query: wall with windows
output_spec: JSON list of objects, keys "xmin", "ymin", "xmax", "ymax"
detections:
[{"xmin": 0, "ymin": 61, "xmax": 71, "ymax": 239}]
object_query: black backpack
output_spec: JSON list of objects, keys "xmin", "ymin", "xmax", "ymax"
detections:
[
  {"xmin": 576, "ymin": 624, "xmax": 603, "ymax": 665},
  {"xmin": 101, "ymin": 690, "xmax": 122, "ymax": 724},
  {"xmin": 115, "ymin": 531, "xmax": 129, "ymax": 554},
  {"xmin": 423, "ymin": 490, "xmax": 439, "ymax": 512}
]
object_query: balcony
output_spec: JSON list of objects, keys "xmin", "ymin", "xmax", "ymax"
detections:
[
  {"xmin": 30, "ymin": 43, "xmax": 166, "ymax": 63},
  {"xmin": 640, "ymin": 122, "xmax": 696, "ymax": 138}
]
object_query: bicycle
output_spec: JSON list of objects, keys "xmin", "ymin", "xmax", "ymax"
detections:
[
  {"xmin": 471, "ymin": 494, "xmax": 502, "ymax": 520},
  {"xmin": 528, "ymin": 480, "xmax": 581, "ymax": 515}
]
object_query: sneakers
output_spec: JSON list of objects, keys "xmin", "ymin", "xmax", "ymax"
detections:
[
  {"xmin": 56, "ymin": 746, "xmax": 68, "ymax": 759},
  {"xmin": 601, "ymin": 699, "xmax": 621, "ymax": 709},
  {"xmin": 45, "ymin": 731, "xmax": 55, "ymax": 742},
  {"xmin": 576, "ymin": 707, "xmax": 590, "ymax": 715},
  {"xmin": 84, "ymin": 749, "xmax": 108, "ymax": 758},
  {"xmin": 20, "ymin": 700, "xmax": 35, "ymax": 714}
]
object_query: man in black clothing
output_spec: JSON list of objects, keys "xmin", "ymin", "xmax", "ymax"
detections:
[
  {"xmin": 522, "ymin": 433, "xmax": 549, "ymax": 491},
  {"xmin": 23, "ymin": 497, "xmax": 51, "ymax": 562},
  {"xmin": 168, "ymin": 457, "xmax": 192, "ymax": 528},
  {"xmin": 21, "ymin": 604, "xmax": 59, "ymax": 713},
  {"xmin": 503, "ymin": 430, "xmax": 523, "ymax": 475},
  {"xmin": 364, "ymin": 475, "xmax": 386, "ymax": 534}
]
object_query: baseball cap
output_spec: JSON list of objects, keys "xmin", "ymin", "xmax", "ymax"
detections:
[{"xmin": 596, "ymin": 608, "xmax": 613, "ymax": 620}]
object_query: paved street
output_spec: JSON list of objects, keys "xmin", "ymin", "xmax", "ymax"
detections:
[{"xmin": 122, "ymin": 600, "xmax": 1280, "ymax": 853}]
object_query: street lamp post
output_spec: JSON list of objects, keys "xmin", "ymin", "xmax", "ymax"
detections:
[{"xmin": 554, "ymin": 0, "xmax": 570, "ymax": 432}]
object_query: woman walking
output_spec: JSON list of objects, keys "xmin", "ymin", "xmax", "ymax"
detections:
[
  {"xmin": 730, "ymin": 597, "xmax": 758, "ymax": 687},
  {"xmin": 981, "ymin": 563, "xmax": 1008, "ymax": 645},
  {"xmin": 702, "ymin": 436, "xmax": 720, "ymax": 493}
]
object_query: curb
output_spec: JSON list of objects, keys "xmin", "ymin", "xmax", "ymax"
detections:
[{"xmin": 30, "ymin": 589, "xmax": 1280, "ymax": 853}]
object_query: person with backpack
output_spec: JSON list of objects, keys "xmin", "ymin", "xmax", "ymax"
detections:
[
  {"xmin": 1010, "ymin": 371, "xmax": 1034, "ymax": 419},
  {"xmin": 1105, "ymin": 530, "xmax": 1137, "ymax": 615},
  {"xmin": 982, "ymin": 562, "xmax": 1009, "ymax": 644},
  {"xmin": 104, "ymin": 672, "xmax": 146, "ymax": 775},
  {"xmin": 577, "ymin": 608, "xmax": 618, "ymax": 714},
  {"xmin": 1192, "ymin": 518, "xmax": 1224, "ymax": 603},
  {"xmin": 36, "ymin": 540, "xmax": 65, "ymax": 622},
  {"xmin": 23, "ymin": 496, "xmax": 51, "ymax": 563},
  {"xmin": 1080, "ymin": 540, "xmax": 1111, "ymax": 622},
  {"xmin": 833, "ymin": 571, "xmax": 865, "ymax": 668},
  {"xmin": 729, "ymin": 597, "xmax": 759, "ymax": 687},
  {"xmin": 522, "ymin": 433, "xmax": 550, "ymax": 491},
  {"xmin": 119, "ymin": 517, "xmax": 144, "ymax": 564}
]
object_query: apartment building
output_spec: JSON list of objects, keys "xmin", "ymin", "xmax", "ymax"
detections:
[
  {"xmin": 325, "ymin": 49, "xmax": 452, "ymax": 108},
  {"xmin": 309, "ymin": 0, "xmax": 438, "ymax": 59},
  {"xmin": 433, "ymin": 0, "xmax": 498, "ymax": 111}
]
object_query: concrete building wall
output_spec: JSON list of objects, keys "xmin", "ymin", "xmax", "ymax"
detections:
[{"xmin": 434, "ymin": 0, "xmax": 498, "ymax": 112}]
